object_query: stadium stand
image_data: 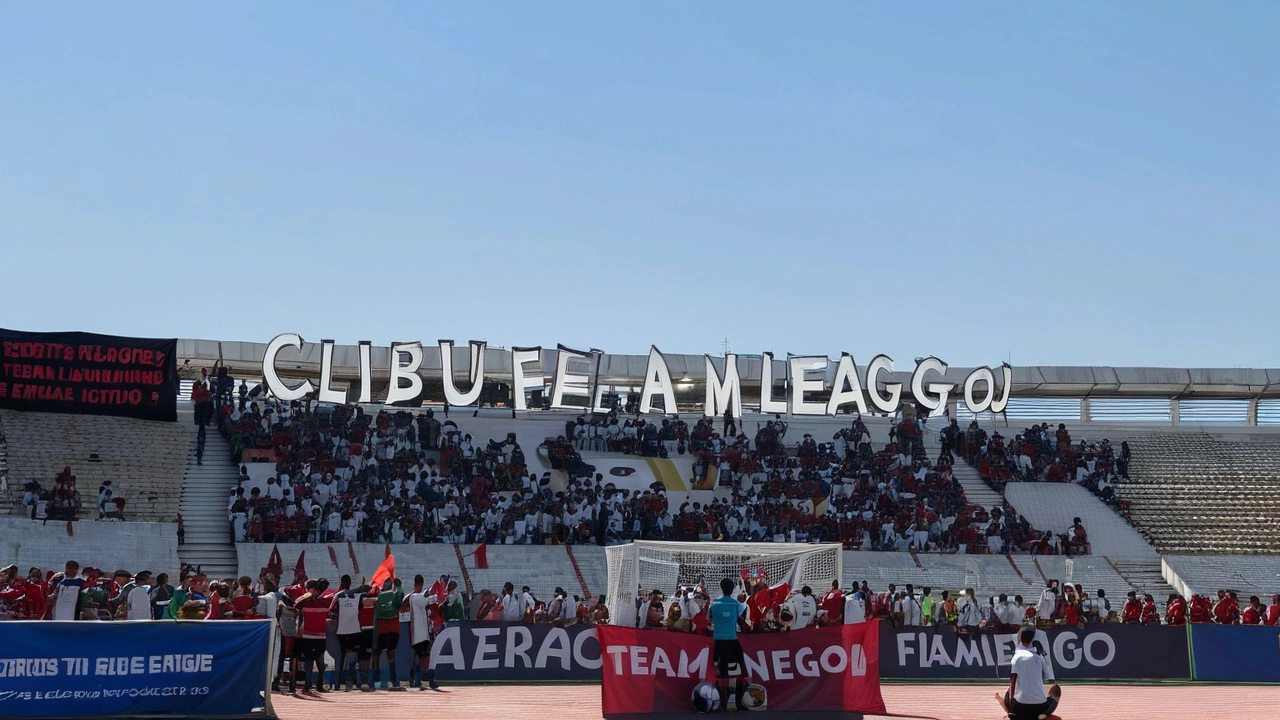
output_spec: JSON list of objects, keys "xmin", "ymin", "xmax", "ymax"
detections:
[
  {"xmin": 1004, "ymin": 483, "xmax": 1157, "ymax": 558},
  {"xmin": 1119, "ymin": 431, "xmax": 1280, "ymax": 553},
  {"xmin": 1162, "ymin": 554, "xmax": 1280, "ymax": 598},
  {"xmin": 0, "ymin": 409, "xmax": 190, "ymax": 522}
]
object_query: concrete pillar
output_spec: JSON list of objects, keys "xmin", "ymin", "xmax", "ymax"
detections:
[
  {"xmin": 1169, "ymin": 398, "xmax": 1180, "ymax": 426},
  {"xmin": 1080, "ymin": 398, "xmax": 1091, "ymax": 423}
]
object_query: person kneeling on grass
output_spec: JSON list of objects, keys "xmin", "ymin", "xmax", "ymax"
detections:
[{"xmin": 997, "ymin": 627, "xmax": 1061, "ymax": 720}]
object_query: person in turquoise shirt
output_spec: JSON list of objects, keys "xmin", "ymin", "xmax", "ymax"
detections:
[{"xmin": 709, "ymin": 578, "xmax": 748, "ymax": 711}]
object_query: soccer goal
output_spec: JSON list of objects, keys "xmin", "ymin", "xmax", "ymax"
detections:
[{"xmin": 604, "ymin": 541, "xmax": 843, "ymax": 627}]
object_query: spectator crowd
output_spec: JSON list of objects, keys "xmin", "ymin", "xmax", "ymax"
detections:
[
  {"xmin": 8, "ymin": 560, "xmax": 1275, "ymax": 639},
  {"xmin": 206, "ymin": 381, "xmax": 1070, "ymax": 558},
  {"xmin": 952, "ymin": 418, "xmax": 1129, "ymax": 506}
]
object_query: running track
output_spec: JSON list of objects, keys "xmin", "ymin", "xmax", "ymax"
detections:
[{"xmin": 271, "ymin": 683, "xmax": 1275, "ymax": 720}]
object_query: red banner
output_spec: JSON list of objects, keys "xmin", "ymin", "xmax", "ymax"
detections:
[{"xmin": 598, "ymin": 623, "xmax": 885, "ymax": 716}]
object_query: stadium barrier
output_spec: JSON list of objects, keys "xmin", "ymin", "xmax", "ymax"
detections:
[
  {"xmin": 0, "ymin": 620, "xmax": 275, "ymax": 718},
  {"xmin": 417, "ymin": 622, "xmax": 1247, "ymax": 684},
  {"xmin": 878, "ymin": 624, "xmax": 1192, "ymax": 681},
  {"xmin": 1189, "ymin": 624, "xmax": 1280, "ymax": 683}
]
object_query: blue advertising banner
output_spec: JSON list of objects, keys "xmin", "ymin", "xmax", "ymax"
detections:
[
  {"xmin": 0, "ymin": 620, "xmax": 272, "ymax": 718},
  {"xmin": 1190, "ymin": 624, "xmax": 1280, "ymax": 682}
]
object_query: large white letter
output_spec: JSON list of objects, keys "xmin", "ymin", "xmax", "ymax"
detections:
[
  {"xmin": 510, "ymin": 347, "xmax": 543, "ymax": 411},
  {"xmin": 910, "ymin": 357, "xmax": 954, "ymax": 413},
  {"xmin": 759, "ymin": 352, "xmax": 787, "ymax": 415},
  {"xmin": 639, "ymin": 346, "xmax": 677, "ymax": 414},
  {"xmin": 989, "ymin": 363, "xmax": 1013, "ymax": 414},
  {"xmin": 962, "ymin": 367, "xmax": 996, "ymax": 415},
  {"xmin": 704, "ymin": 354, "xmax": 743, "ymax": 419},
  {"xmin": 550, "ymin": 344, "xmax": 592, "ymax": 409},
  {"xmin": 439, "ymin": 340, "xmax": 486, "ymax": 407},
  {"xmin": 789, "ymin": 355, "xmax": 829, "ymax": 416},
  {"xmin": 262, "ymin": 333, "xmax": 314, "ymax": 402},
  {"xmin": 827, "ymin": 354, "xmax": 869, "ymax": 415},
  {"xmin": 385, "ymin": 342, "xmax": 424, "ymax": 405},
  {"xmin": 317, "ymin": 340, "xmax": 347, "ymax": 405},
  {"xmin": 356, "ymin": 341, "xmax": 373, "ymax": 404},
  {"xmin": 866, "ymin": 354, "xmax": 902, "ymax": 414}
]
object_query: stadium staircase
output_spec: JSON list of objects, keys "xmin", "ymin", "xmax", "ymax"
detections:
[
  {"xmin": 919, "ymin": 427, "xmax": 1003, "ymax": 510},
  {"xmin": 175, "ymin": 405, "xmax": 239, "ymax": 578},
  {"xmin": 1002, "ymin": 482, "xmax": 1175, "ymax": 599}
]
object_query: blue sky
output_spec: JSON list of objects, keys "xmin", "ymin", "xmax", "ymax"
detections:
[{"xmin": 1, "ymin": 2, "xmax": 1275, "ymax": 367}]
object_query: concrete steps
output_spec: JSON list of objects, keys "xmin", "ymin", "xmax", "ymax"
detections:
[
  {"xmin": 920, "ymin": 429, "xmax": 1004, "ymax": 510},
  {"xmin": 950, "ymin": 461, "xmax": 1005, "ymax": 510},
  {"xmin": 175, "ymin": 405, "xmax": 240, "ymax": 579},
  {"xmin": 1112, "ymin": 559, "xmax": 1178, "ymax": 600}
]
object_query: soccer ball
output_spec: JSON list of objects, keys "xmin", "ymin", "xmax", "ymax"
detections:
[
  {"xmin": 741, "ymin": 683, "xmax": 767, "ymax": 711},
  {"xmin": 691, "ymin": 681, "xmax": 721, "ymax": 713}
]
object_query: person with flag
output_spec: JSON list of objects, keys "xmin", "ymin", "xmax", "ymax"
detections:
[
  {"xmin": 440, "ymin": 579, "xmax": 465, "ymax": 623},
  {"xmin": 373, "ymin": 577, "xmax": 406, "ymax": 690},
  {"xmin": 403, "ymin": 574, "xmax": 441, "ymax": 690}
]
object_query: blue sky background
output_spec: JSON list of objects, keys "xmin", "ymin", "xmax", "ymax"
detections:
[{"xmin": 2, "ymin": 2, "xmax": 1275, "ymax": 367}]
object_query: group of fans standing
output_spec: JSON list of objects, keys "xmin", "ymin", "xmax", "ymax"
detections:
[
  {"xmin": 0, "ymin": 560, "xmax": 468, "ymax": 694},
  {"xmin": 630, "ymin": 574, "xmax": 1280, "ymax": 634}
]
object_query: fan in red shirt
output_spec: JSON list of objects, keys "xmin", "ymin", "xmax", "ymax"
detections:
[
  {"xmin": 1265, "ymin": 595, "xmax": 1280, "ymax": 627},
  {"xmin": 230, "ymin": 576, "xmax": 262, "ymax": 618},
  {"xmin": 817, "ymin": 580, "xmax": 844, "ymax": 626},
  {"xmin": 0, "ymin": 576, "xmax": 46, "ymax": 619},
  {"xmin": 1212, "ymin": 590, "xmax": 1240, "ymax": 625},
  {"xmin": 1164, "ymin": 594, "xmax": 1187, "ymax": 626},
  {"xmin": 1188, "ymin": 594, "xmax": 1212, "ymax": 624},
  {"xmin": 1140, "ymin": 594, "xmax": 1160, "ymax": 625},
  {"xmin": 1240, "ymin": 596, "xmax": 1264, "ymax": 625},
  {"xmin": 745, "ymin": 577, "xmax": 789, "ymax": 632},
  {"xmin": 1120, "ymin": 591, "xmax": 1142, "ymax": 623}
]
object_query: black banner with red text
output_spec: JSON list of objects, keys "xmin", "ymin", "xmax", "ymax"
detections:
[{"xmin": 0, "ymin": 329, "xmax": 178, "ymax": 422}]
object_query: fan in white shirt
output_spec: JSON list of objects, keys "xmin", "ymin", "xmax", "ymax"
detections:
[
  {"xmin": 500, "ymin": 584, "xmax": 525, "ymax": 622},
  {"xmin": 789, "ymin": 587, "xmax": 818, "ymax": 630},
  {"xmin": 126, "ymin": 572, "xmax": 155, "ymax": 620}
]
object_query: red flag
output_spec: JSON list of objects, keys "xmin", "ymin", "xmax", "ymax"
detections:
[
  {"xmin": 266, "ymin": 545, "xmax": 284, "ymax": 578},
  {"xmin": 347, "ymin": 541, "xmax": 361, "ymax": 575},
  {"xmin": 370, "ymin": 554, "xmax": 396, "ymax": 587},
  {"xmin": 292, "ymin": 551, "xmax": 308, "ymax": 585},
  {"xmin": 473, "ymin": 543, "xmax": 489, "ymax": 570},
  {"xmin": 66, "ymin": 521, "xmax": 74, "ymax": 537},
  {"xmin": 327, "ymin": 545, "xmax": 340, "ymax": 569}
]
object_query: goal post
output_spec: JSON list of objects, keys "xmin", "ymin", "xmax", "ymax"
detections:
[{"xmin": 604, "ymin": 541, "xmax": 843, "ymax": 628}]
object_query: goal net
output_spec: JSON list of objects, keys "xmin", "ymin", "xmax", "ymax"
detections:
[{"xmin": 604, "ymin": 541, "xmax": 842, "ymax": 628}]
